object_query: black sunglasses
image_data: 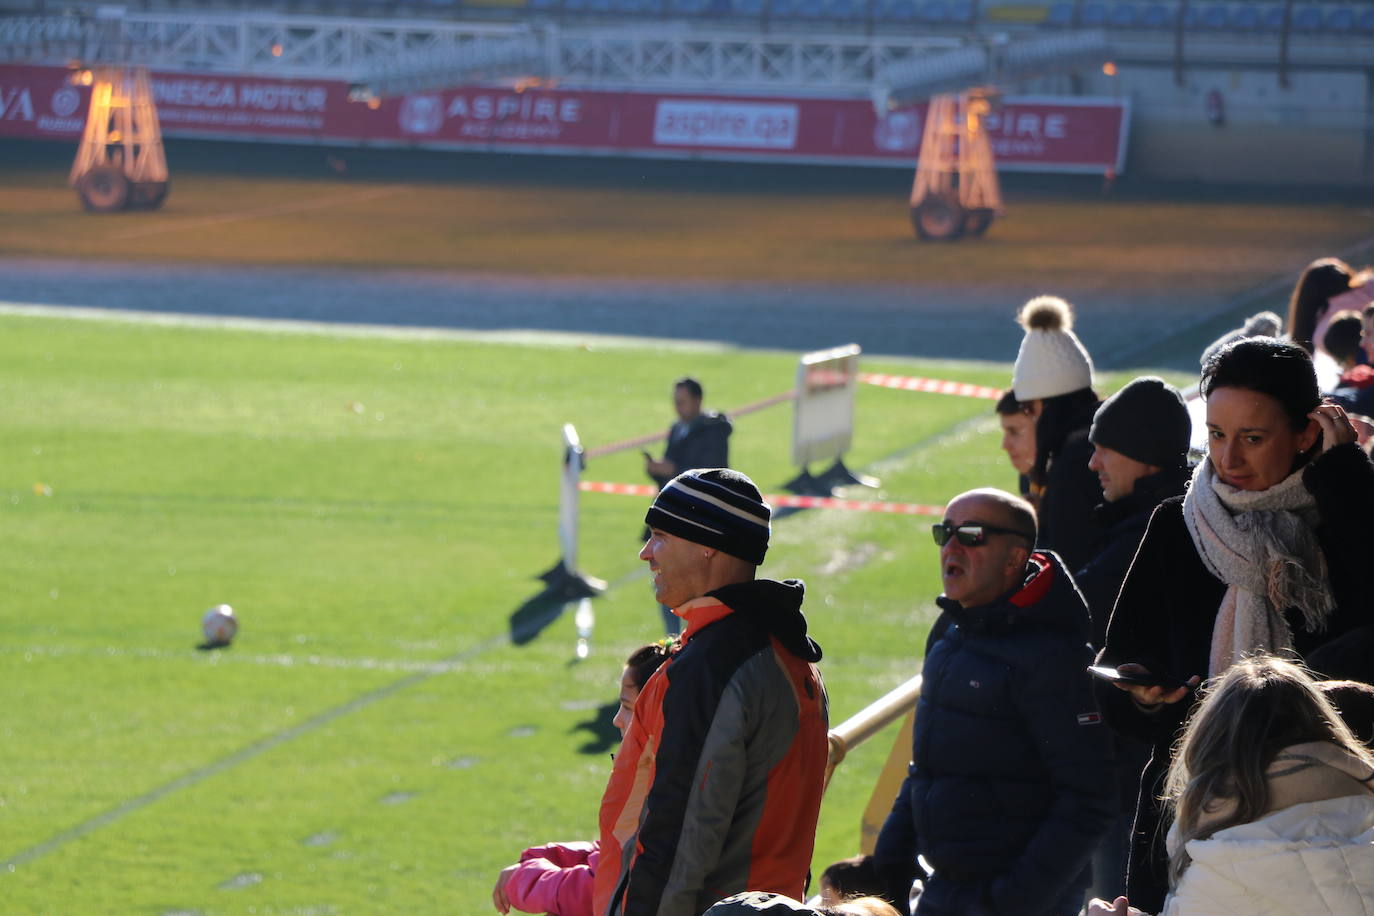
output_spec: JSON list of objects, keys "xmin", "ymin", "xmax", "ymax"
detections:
[{"xmin": 931, "ymin": 522, "xmax": 1034, "ymax": 548}]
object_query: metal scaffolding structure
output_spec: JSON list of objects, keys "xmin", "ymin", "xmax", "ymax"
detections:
[{"xmin": 1, "ymin": 11, "xmax": 963, "ymax": 93}]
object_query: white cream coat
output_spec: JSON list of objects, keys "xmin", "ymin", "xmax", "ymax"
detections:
[{"xmin": 1161, "ymin": 794, "xmax": 1374, "ymax": 916}]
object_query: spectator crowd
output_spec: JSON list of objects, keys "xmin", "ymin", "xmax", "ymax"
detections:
[{"xmin": 495, "ymin": 256, "xmax": 1374, "ymax": 916}]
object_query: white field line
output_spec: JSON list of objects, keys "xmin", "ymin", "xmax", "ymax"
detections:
[
  {"xmin": 0, "ymin": 301, "xmax": 738, "ymax": 353},
  {"xmin": 0, "ymin": 631, "xmax": 507, "ymax": 872},
  {"xmin": 106, "ymin": 186, "xmax": 406, "ymax": 241},
  {"xmin": 0, "ymin": 393, "xmax": 967, "ymax": 871},
  {"xmin": 5, "ymin": 643, "xmax": 472, "ymax": 674}
]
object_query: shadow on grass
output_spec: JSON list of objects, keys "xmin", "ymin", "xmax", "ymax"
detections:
[
  {"xmin": 570, "ymin": 700, "xmax": 621, "ymax": 756},
  {"xmin": 508, "ymin": 591, "xmax": 573, "ymax": 646}
]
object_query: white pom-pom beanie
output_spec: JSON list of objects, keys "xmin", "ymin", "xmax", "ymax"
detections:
[{"xmin": 1011, "ymin": 295, "xmax": 1094, "ymax": 401}]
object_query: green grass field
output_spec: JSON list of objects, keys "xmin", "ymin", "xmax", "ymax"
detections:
[
  {"xmin": 3, "ymin": 137, "xmax": 1372, "ymax": 914},
  {"xmin": 2, "ymin": 307, "xmax": 1179, "ymax": 914}
]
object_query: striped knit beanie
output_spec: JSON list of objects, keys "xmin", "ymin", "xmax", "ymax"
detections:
[{"xmin": 645, "ymin": 469, "xmax": 771, "ymax": 565}]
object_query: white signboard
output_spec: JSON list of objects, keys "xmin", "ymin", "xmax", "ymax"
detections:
[{"xmin": 791, "ymin": 344, "xmax": 861, "ymax": 468}]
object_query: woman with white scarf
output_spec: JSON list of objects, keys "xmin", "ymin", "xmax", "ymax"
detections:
[
  {"xmin": 1088, "ymin": 655, "xmax": 1374, "ymax": 916},
  {"xmin": 1092, "ymin": 337, "xmax": 1374, "ymax": 913}
]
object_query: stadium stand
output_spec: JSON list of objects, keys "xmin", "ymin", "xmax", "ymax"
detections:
[{"xmin": 1, "ymin": 0, "xmax": 1370, "ymax": 39}]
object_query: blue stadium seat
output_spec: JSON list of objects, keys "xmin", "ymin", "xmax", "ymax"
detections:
[
  {"xmin": 1358, "ymin": 5, "xmax": 1374, "ymax": 31},
  {"xmin": 1291, "ymin": 4, "xmax": 1322, "ymax": 30},
  {"xmin": 1197, "ymin": 4, "xmax": 1229, "ymax": 29},
  {"xmin": 1230, "ymin": 4, "xmax": 1260, "ymax": 30},
  {"xmin": 588, "ymin": 0, "xmax": 613, "ymax": 13},
  {"xmin": 948, "ymin": 0, "xmax": 974, "ymax": 23},
  {"xmin": 529, "ymin": 0, "xmax": 559, "ymax": 10},
  {"xmin": 563, "ymin": 0, "xmax": 587, "ymax": 12},
  {"xmin": 731, "ymin": 0, "xmax": 764, "ymax": 14},
  {"xmin": 770, "ymin": 0, "xmax": 800, "ymax": 16},
  {"xmin": 1323, "ymin": 6, "xmax": 1354, "ymax": 32},
  {"xmin": 1140, "ymin": 3, "xmax": 1173, "ymax": 27},
  {"xmin": 880, "ymin": 0, "xmax": 919, "ymax": 21},
  {"xmin": 1107, "ymin": 3, "xmax": 1140, "ymax": 28},
  {"xmin": 1080, "ymin": 2, "xmax": 1108, "ymax": 26},
  {"xmin": 1044, "ymin": 1, "xmax": 1074, "ymax": 25},
  {"xmin": 826, "ymin": 0, "xmax": 860, "ymax": 18},
  {"xmin": 1260, "ymin": 4, "xmax": 1286, "ymax": 29},
  {"xmin": 919, "ymin": 0, "xmax": 950, "ymax": 22}
]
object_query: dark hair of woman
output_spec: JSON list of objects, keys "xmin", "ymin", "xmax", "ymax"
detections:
[
  {"xmin": 1285, "ymin": 258, "xmax": 1355, "ymax": 354},
  {"xmin": 995, "ymin": 389, "xmax": 1033, "ymax": 416},
  {"xmin": 1201, "ymin": 337, "xmax": 1320, "ymax": 434},
  {"xmin": 1030, "ymin": 387, "xmax": 1099, "ymax": 486},
  {"xmin": 625, "ymin": 641, "xmax": 673, "ymax": 690}
]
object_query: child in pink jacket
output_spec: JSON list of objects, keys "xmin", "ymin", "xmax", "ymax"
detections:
[{"xmin": 492, "ymin": 643, "xmax": 671, "ymax": 916}]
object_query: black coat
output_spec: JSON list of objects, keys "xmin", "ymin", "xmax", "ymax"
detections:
[
  {"xmin": 1036, "ymin": 412, "xmax": 1102, "ymax": 575},
  {"xmin": 650, "ymin": 411, "xmax": 732, "ymax": 487},
  {"xmin": 874, "ymin": 552, "xmax": 1115, "ymax": 916},
  {"xmin": 1074, "ymin": 465, "xmax": 1193, "ymax": 651},
  {"xmin": 1074, "ymin": 465, "xmax": 1193, "ymax": 827},
  {"xmin": 1094, "ymin": 443, "xmax": 1374, "ymax": 912}
]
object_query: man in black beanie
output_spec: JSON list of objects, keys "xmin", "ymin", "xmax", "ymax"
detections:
[
  {"xmin": 596, "ymin": 468, "xmax": 829, "ymax": 916},
  {"xmin": 1078, "ymin": 376, "xmax": 1193, "ymax": 646},
  {"xmin": 1075, "ymin": 376, "xmax": 1193, "ymax": 904}
]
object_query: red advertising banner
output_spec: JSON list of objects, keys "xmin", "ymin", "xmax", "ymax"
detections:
[{"xmin": 0, "ymin": 64, "xmax": 1129, "ymax": 173}]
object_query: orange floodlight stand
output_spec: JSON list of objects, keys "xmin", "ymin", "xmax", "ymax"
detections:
[
  {"xmin": 68, "ymin": 66, "xmax": 169, "ymax": 213},
  {"xmin": 908, "ymin": 89, "xmax": 1003, "ymax": 242}
]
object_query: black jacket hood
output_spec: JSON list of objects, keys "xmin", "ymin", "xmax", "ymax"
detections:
[{"xmin": 706, "ymin": 578, "xmax": 822, "ymax": 662}]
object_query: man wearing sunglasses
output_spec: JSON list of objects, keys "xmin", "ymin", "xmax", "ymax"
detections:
[{"xmin": 873, "ymin": 488, "xmax": 1114, "ymax": 916}]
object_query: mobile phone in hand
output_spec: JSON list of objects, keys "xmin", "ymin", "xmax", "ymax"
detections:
[{"xmin": 1087, "ymin": 665, "xmax": 1184, "ymax": 690}]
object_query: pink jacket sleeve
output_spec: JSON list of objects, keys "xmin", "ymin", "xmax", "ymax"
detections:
[{"xmin": 506, "ymin": 841, "xmax": 599, "ymax": 916}]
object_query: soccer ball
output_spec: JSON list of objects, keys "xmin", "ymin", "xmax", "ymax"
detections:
[{"xmin": 201, "ymin": 604, "xmax": 238, "ymax": 647}]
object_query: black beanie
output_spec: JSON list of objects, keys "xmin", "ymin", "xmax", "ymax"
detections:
[
  {"xmin": 645, "ymin": 468, "xmax": 771, "ymax": 565},
  {"xmin": 1089, "ymin": 376, "xmax": 1191, "ymax": 469}
]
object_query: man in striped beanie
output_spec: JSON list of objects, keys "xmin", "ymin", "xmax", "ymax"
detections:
[{"xmin": 595, "ymin": 468, "xmax": 829, "ymax": 916}]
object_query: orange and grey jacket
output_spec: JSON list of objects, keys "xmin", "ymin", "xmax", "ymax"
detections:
[{"xmin": 594, "ymin": 579, "xmax": 828, "ymax": 916}]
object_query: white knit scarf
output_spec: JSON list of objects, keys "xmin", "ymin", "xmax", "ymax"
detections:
[{"xmin": 1181, "ymin": 460, "xmax": 1335, "ymax": 675}]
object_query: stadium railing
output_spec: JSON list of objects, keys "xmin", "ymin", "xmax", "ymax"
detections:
[{"xmin": 824, "ymin": 673, "xmax": 922, "ymax": 789}]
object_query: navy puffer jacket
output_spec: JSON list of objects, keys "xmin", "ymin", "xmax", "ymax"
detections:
[{"xmin": 874, "ymin": 552, "xmax": 1114, "ymax": 916}]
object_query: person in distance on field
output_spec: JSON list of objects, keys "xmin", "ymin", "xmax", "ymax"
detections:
[
  {"xmin": 873, "ymin": 488, "xmax": 1113, "ymax": 916},
  {"xmin": 643, "ymin": 377, "xmax": 732, "ymax": 488},
  {"xmin": 596, "ymin": 469, "xmax": 828, "ymax": 916},
  {"xmin": 643, "ymin": 377, "xmax": 733, "ymax": 634}
]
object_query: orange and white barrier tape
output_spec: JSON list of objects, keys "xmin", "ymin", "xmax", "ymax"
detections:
[
  {"xmin": 578, "ymin": 480, "xmax": 943, "ymax": 517},
  {"xmin": 858, "ymin": 373, "xmax": 1003, "ymax": 401}
]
